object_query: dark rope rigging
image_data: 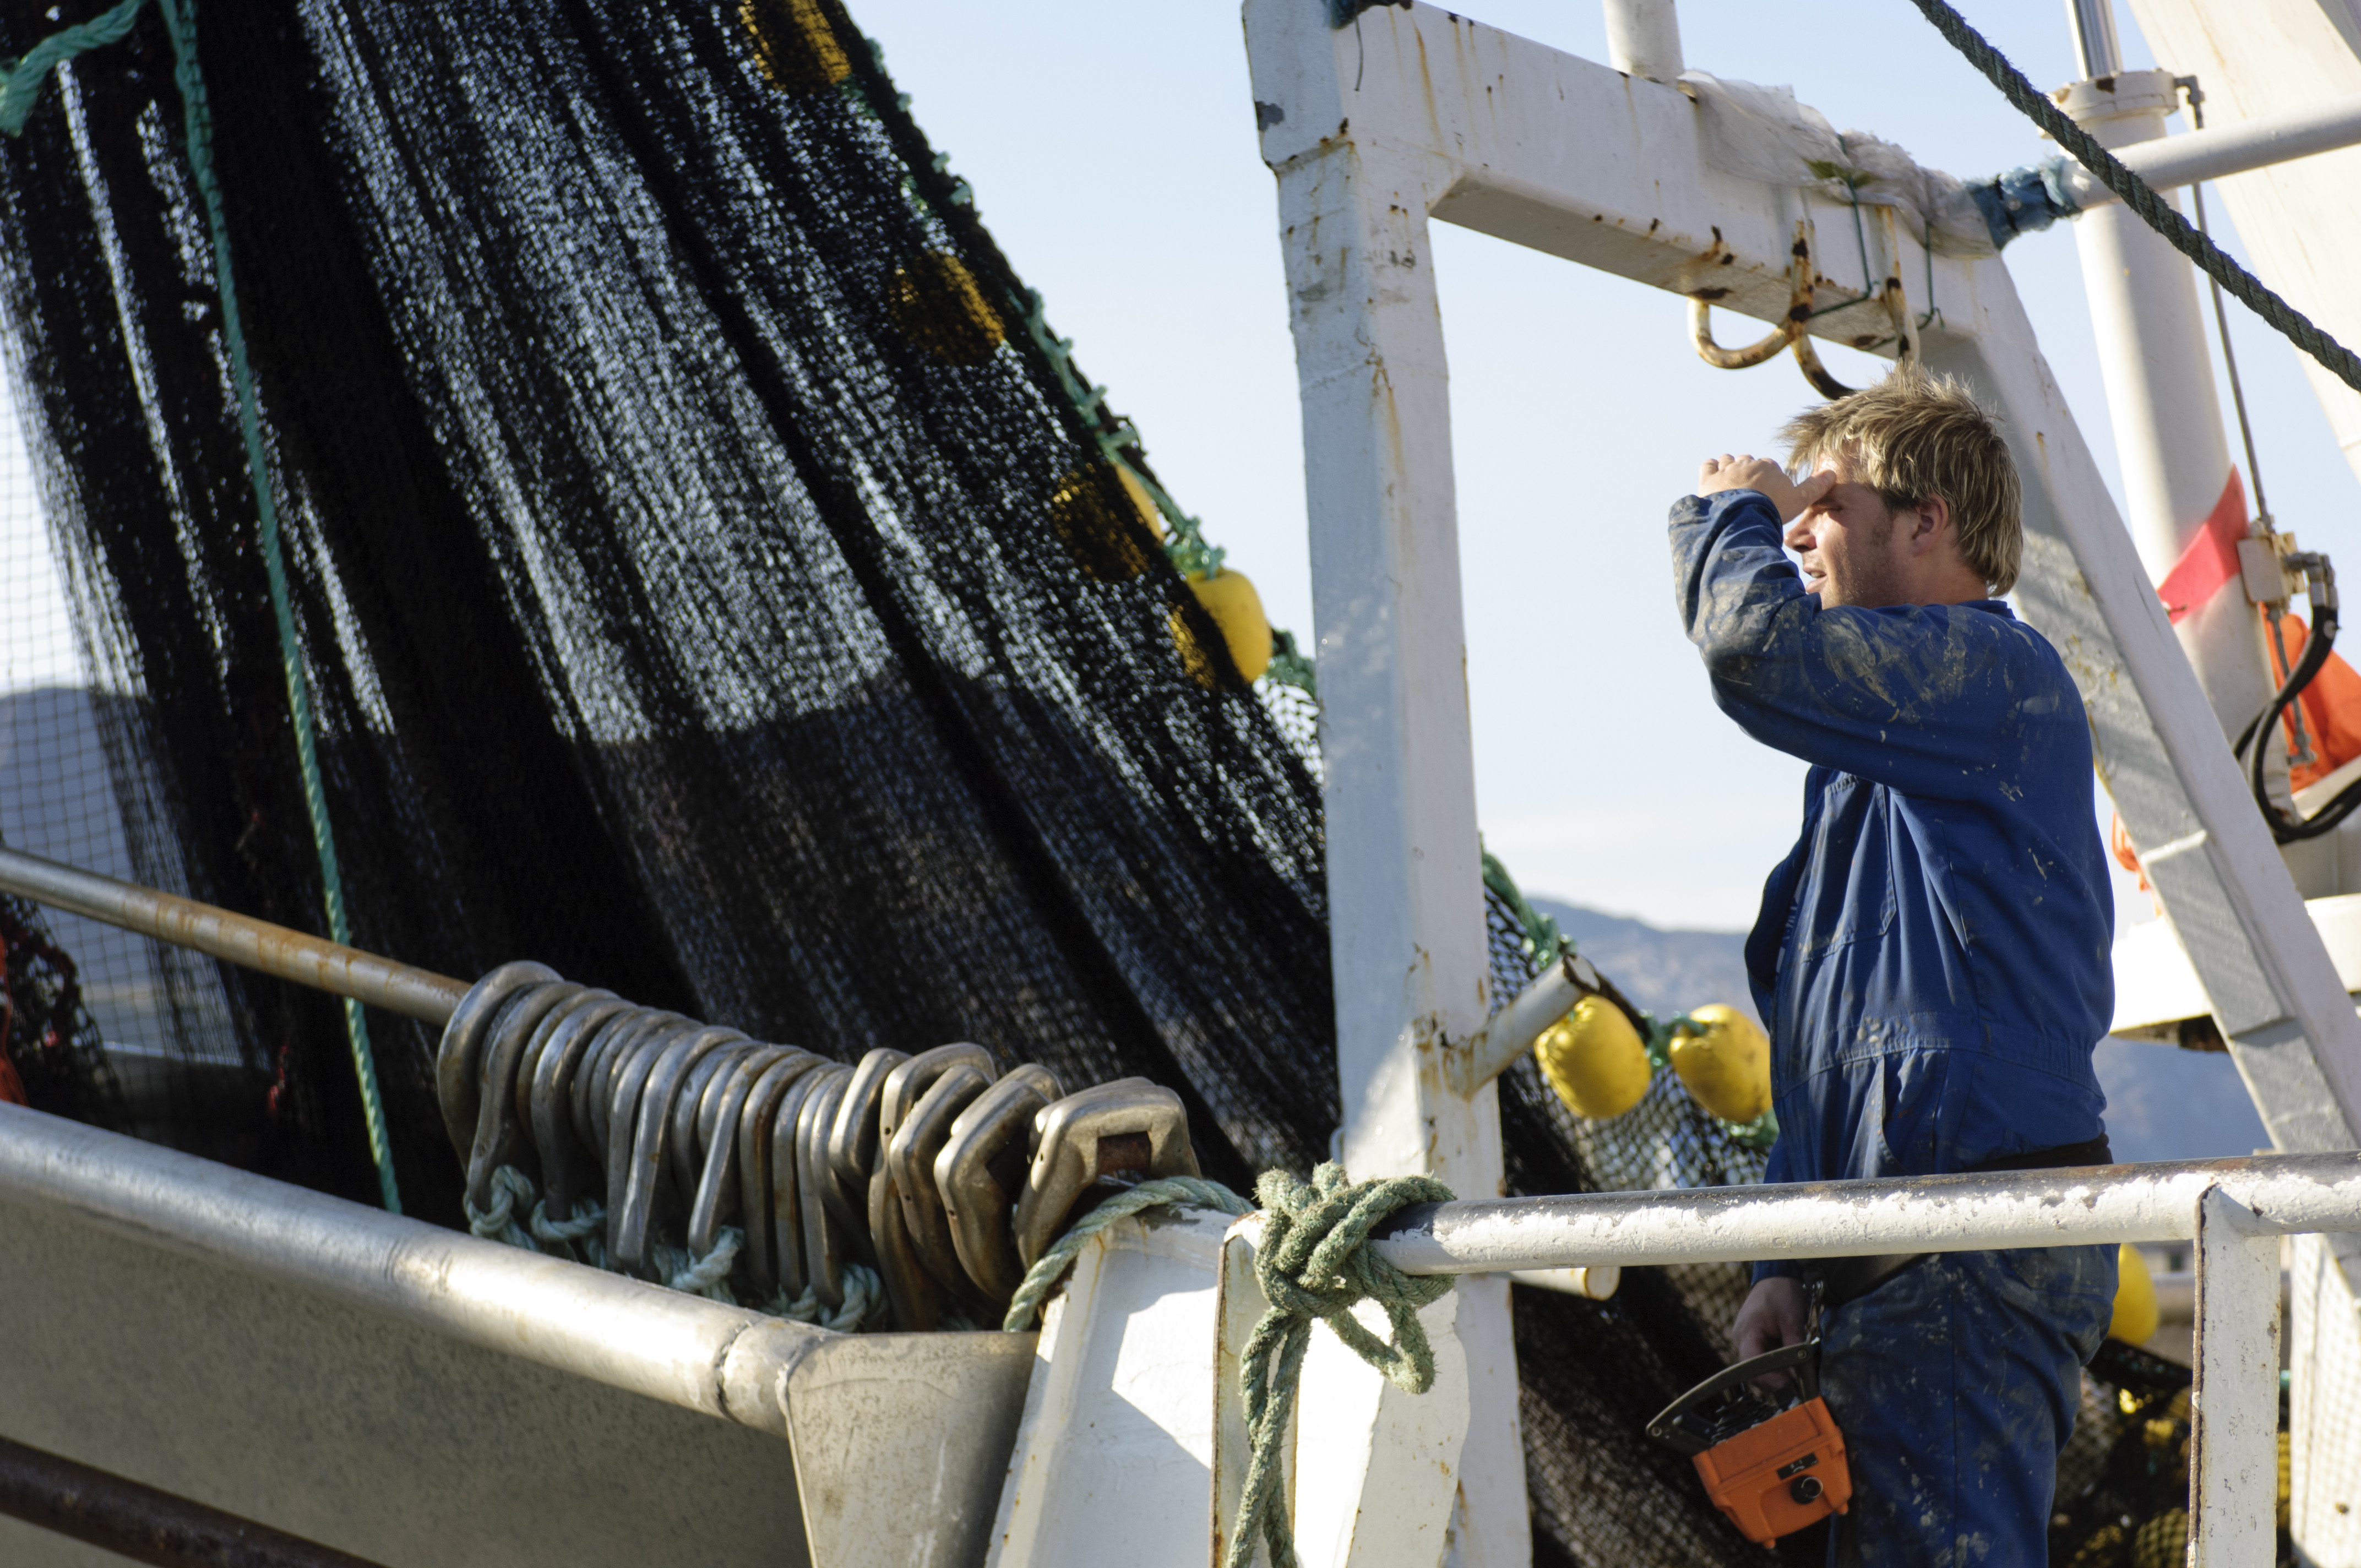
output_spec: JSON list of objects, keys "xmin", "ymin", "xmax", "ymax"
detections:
[{"xmin": 1906, "ymin": 0, "xmax": 2361, "ymax": 396}]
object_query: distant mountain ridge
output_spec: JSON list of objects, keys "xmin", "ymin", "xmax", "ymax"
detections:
[
  {"xmin": 1530, "ymin": 898, "xmax": 1758, "ymax": 1027},
  {"xmin": 1526, "ymin": 896, "xmax": 2269, "ymax": 1165}
]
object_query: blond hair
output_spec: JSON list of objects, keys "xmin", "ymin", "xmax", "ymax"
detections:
[{"xmin": 1780, "ymin": 363, "xmax": 2023, "ymax": 595}]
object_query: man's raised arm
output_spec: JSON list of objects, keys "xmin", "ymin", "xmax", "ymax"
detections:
[{"xmin": 1669, "ymin": 469, "xmax": 2059, "ymax": 802}]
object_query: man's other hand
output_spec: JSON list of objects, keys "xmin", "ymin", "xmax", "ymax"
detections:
[
  {"xmin": 1697, "ymin": 454, "xmax": 1836, "ymax": 523},
  {"xmin": 1732, "ymin": 1276, "xmax": 1809, "ymax": 1386}
]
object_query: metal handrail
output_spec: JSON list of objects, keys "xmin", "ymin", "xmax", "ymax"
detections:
[
  {"xmin": 1370, "ymin": 1152, "xmax": 2361, "ymax": 1274},
  {"xmin": 1361, "ymin": 1148, "xmax": 2361, "ymax": 1565},
  {"xmin": 0, "ymin": 845, "xmax": 467, "ymax": 1024},
  {"xmin": 0, "ymin": 1098, "xmax": 819, "ymax": 1433}
]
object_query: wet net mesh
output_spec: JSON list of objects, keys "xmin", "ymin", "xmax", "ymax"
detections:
[{"xmin": 0, "ymin": 1, "xmax": 2225, "ymax": 1562}]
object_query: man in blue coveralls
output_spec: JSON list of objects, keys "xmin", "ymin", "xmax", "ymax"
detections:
[{"xmin": 1671, "ymin": 365, "xmax": 2118, "ymax": 1565}]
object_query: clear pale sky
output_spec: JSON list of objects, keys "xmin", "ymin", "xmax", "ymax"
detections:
[
  {"xmin": 7, "ymin": 0, "xmax": 2355, "ymax": 933},
  {"xmin": 853, "ymin": 0, "xmax": 2360, "ymax": 931}
]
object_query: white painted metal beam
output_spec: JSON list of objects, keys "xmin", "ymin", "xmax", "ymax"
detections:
[
  {"xmin": 1245, "ymin": 6, "xmax": 1528, "ymax": 1561},
  {"xmin": 1600, "ymin": 0, "xmax": 1682, "ymax": 83},
  {"xmin": 2190, "ymin": 1186, "xmax": 2283, "ymax": 1566},
  {"xmin": 1365, "ymin": 1152, "xmax": 2361, "ymax": 1274},
  {"xmin": 1448, "ymin": 954, "xmax": 1588, "ymax": 1095},
  {"xmin": 2056, "ymin": 68, "xmax": 2266, "ymax": 756},
  {"xmin": 2060, "ymin": 89, "xmax": 2361, "ymax": 206}
]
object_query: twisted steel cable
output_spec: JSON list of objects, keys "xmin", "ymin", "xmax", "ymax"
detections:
[{"xmin": 1907, "ymin": 0, "xmax": 2361, "ymax": 395}]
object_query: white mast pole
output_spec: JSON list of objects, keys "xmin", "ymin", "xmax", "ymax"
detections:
[
  {"xmin": 1602, "ymin": 0, "xmax": 1682, "ymax": 83},
  {"xmin": 2057, "ymin": 3, "xmax": 2283, "ymax": 794}
]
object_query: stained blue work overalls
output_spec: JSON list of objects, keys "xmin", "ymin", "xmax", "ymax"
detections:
[{"xmin": 1672, "ymin": 489, "xmax": 2118, "ymax": 1566}]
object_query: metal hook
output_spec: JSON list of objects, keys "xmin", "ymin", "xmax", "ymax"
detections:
[
  {"xmin": 935, "ymin": 1064, "xmax": 1063, "ymax": 1305},
  {"xmin": 601, "ymin": 1015, "xmax": 703, "ymax": 1261},
  {"xmin": 1792, "ymin": 275, "xmax": 1917, "ymax": 399},
  {"xmin": 769, "ymin": 1061, "xmax": 844, "ymax": 1299},
  {"xmin": 1013, "ymin": 1077, "xmax": 1199, "ymax": 1268},
  {"xmin": 615, "ymin": 1025, "xmax": 746, "ymax": 1273},
  {"xmin": 864, "ymin": 1044, "xmax": 999, "ymax": 1326},
  {"xmin": 686, "ymin": 1045, "xmax": 796, "ymax": 1258},
  {"xmin": 798, "ymin": 1067, "xmax": 856, "ymax": 1309},
  {"xmin": 434, "ymin": 961, "xmax": 559, "ymax": 1158},
  {"xmin": 731, "ymin": 1052, "xmax": 822, "ymax": 1294},
  {"xmin": 1691, "ymin": 221, "xmax": 1816, "ymax": 369},
  {"xmin": 825, "ymin": 1049, "xmax": 910, "ymax": 1248},
  {"xmin": 576, "ymin": 1008, "xmax": 671, "ymax": 1157},
  {"xmin": 1793, "ymin": 210, "xmax": 1921, "ymax": 399},
  {"xmin": 465, "ymin": 981, "xmax": 587, "ymax": 1211},
  {"xmin": 889, "ymin": 1062, "xmax": 994, "ymax": 1303},
  {"xmin": 528, "ymin": 994, "xmax": 630, "ymax": 1221},
  {"xmin": 670, "ymin": 1039, "xmax": 761, "ymax": 1199},
  {"xmin": 869, "ymin": 1144, "xmax": 945, "ymax": 1330},
  {"xmin": 878, "ymin": 1044, "xmax": 995, "ymax": 1147}
]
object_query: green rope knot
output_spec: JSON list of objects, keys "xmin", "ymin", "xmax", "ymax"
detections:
[
  {"xmin": 656, "ymin": 1228, "xmax": 744, "ymax": 1302},
  {"xmin": 463, "ymin": 1163, "xmax": 538, "ymax": 1252},
  {"xmin": 1227, "ymin": 1162, "xmax": 1456, "ymax": 1568},
  {"xmin": 767, "ymin": 1264, "xmax": 886, "ymax": 1333}
]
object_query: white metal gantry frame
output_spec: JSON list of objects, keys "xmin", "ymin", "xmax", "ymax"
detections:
[{"xmin": 1241, "ymin": 3, "xmax": 2361, "ymax": 1564}]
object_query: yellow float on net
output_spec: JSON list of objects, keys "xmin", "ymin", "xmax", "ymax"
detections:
[
  {"xmin": 1666, "ymin": 1004, "xmax": 1771, "ymax": 1124},
  {"xmin": 739, "ymin": 0, "xmax": 851, "ymax": 90},
  {"xmin": 1047, "ymin": 462, "xmax": 1163, "ymax": 580},
  {"xmin": 1172, "ymin": 567, "xmax": 1272, "ymax": 687},
  {"xmin": 2109, "ymin": 1242, "xmax": 2159, "ymax": 1346},
  {"xmin": 1533, "ymin": 995, "xmax": 1652, "ymax": 1120},
  {"xmin": 888, "ymin": 252, "xmax": 1006, "ymax": 366}
]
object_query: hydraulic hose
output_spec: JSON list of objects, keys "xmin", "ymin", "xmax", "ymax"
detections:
[{"xmin": 2233, "ymin": 554, "xmax": 2361, "ymax": 841}]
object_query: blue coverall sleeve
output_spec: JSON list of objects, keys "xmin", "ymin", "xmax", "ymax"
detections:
[{"xmin": 1669, "ymin": 489, "xmax": 2057, "ymax": 801}]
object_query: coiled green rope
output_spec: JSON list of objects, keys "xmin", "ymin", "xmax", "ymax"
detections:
[
  {"xmin": 1907, "ymin": 0, "xmax": 2361, "ymax": 398},
  {"xmin": 3, "ymin": 0, "xmax": 402, "ymax": 1212},
  {"xmin": 1000, "ymin": 1163, "xmax": 1457, "ymax": 1568}
]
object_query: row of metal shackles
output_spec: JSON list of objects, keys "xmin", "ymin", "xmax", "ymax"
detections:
[{"xmin": 432, "ymin": 961, "xmax": 1204, "ymax": 1327}]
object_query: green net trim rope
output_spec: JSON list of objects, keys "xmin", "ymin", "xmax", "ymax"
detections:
[
  {"xmin": 3, "ymin": 0, "xmax": 402, "ymax": 1212},
  {"xmin": 1002, "ymin": 1174, "xmax": 1255, "ymax": 1332},
  {"xmin": 0, "ymin": 0, "xmax": 145, "ymax": 134}
]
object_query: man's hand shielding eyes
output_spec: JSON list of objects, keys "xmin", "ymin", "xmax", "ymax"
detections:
[{"xmin": 1698, "ymin": 455, "xmax": 1837, "ymax": 524}]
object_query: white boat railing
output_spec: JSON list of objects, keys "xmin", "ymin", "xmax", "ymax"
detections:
[
  {"xmin": 0, "ymin": 1100, "xmax": 1036, "ymax": 1567},
  {"xmin": 1372, "ymin": 1152, "xmax": 2361, "ymax": 1565}
]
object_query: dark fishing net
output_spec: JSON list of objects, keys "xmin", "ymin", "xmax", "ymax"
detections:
[{"xmin": 0, "ymin": 0, "xmax": 1341, "ymax": 1218}]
